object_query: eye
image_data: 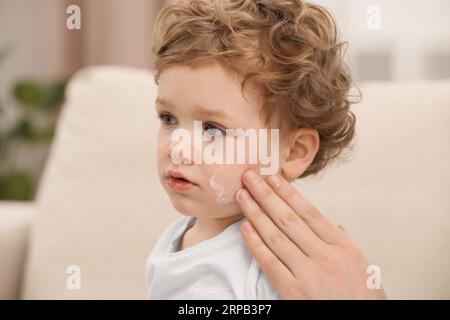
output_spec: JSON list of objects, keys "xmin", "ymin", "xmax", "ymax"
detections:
[
  {"xmin": 158, "ymin": 112, "xmax": 177, "ymax": 126},
  {"xmin": 204, "ymin": 122, "xmax": 226, "ymax": 137}
]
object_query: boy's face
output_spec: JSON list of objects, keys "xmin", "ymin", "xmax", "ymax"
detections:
[{"xmin": 155, "ymin": 63, "xmax": 281, "ymax": 219}]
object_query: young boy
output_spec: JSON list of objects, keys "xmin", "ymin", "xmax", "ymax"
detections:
[{"xmin": 146, "ymin": 0, "xmax": 355, "ymax": 299}]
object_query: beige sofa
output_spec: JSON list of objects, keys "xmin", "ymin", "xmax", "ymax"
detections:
[{"xmin": 1, "ymin": 66, "xmax": 449, "ymax": 299}]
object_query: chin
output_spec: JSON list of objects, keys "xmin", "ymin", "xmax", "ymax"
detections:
[
  {"xmin": 169, "ymin": 195, "xmax": 203, "ymax": 217},
  {"xmin": 167, "ymin": 194, "xmax": 238, "ymax": 219}
]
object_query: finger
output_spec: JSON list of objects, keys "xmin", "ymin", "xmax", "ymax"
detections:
[
  {"xmin": 337, "ymin": 225, "xmax": 347, "ymax": 234},
  {"xmin": 241, "ymin": 169, "xmax": 325, "ymax": 256},
  {"xmin": 240, "ymin": 220, "xmax": 296, "ymax": 293},
  {"xmin": 266, "ymin": 173, "xmax": 346, "ymax": 245},
  {"xmin": 236, "ymin": 188, "xmax": 307, "ymax": 274}
]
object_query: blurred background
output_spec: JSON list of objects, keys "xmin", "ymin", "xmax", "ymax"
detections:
[
  {"xmin": 1, "ymin": 0, "xmax": 450, "ymax": 200},
  {"xmin": 0, "ymin": 0, "xmax": 165, "ymax": 200}
]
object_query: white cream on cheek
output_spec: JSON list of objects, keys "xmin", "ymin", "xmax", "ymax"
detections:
[
  {"xmin": 209, "ymin": 167, "xmax": 243, "ymax": 204},
  {"xmin": 209, "ymin": 164, "xmax": 258, "ymax": 204},
  {"xmin": 207, "ymin": 130, "xmax": 267, "ymax": 205}
]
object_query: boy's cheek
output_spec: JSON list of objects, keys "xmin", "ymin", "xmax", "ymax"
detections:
[{"xmin": 207, "ymin": 163, "xmax": 259, "ymax": 205}]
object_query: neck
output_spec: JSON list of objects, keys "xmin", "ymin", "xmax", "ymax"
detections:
[
  {"xmin": 193, "ymin": 213, "xmax": 245, "ymax": 237},
  {"xmin": 179, "ymin": 212, "xmax": 245, "ymax": 251}
]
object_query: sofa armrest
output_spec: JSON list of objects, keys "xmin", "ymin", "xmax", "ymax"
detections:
[{"xmin": 0, "ymin": 201, "xmax": 34, "ymax": 299}]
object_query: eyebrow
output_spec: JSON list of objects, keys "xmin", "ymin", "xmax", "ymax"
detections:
[
  {"xmin": 154, "ymin": 97, "xmax": 172, "ymax": 107},
  {"xmin": 155, "ymin": 97, "xmax": 230, "ymax": 121}
]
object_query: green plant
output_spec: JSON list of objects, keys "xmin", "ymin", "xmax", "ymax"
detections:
[{"xmin": 0, "ymin": 47, "xmax": 67, "ymax": 200}]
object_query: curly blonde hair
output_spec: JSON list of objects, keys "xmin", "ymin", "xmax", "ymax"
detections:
[{"xmin": 151, "ymin": 0, "xmax": 358, "ymax": 178}]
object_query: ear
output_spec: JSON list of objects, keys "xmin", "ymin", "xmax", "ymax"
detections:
[{"xmin": 280, "ymin": 128, "xmax": 320, "ymax": 181}]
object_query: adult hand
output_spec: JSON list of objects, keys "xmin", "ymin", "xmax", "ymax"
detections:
[{"xmin": 236, "ymin": 169, "xmax": 386, "ymax": 300}]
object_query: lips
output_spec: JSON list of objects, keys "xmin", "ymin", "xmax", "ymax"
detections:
[
  {"xmin": 165, "ymin": 169, "xmax": 196, "ymax": 192},
  {"xmin": 167, "ymin": 169, "xmax": 192, "ymax": 182}
]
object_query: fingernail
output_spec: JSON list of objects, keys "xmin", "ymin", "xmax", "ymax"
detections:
[
  {"xmin": 268, "ymin": 174, "xmax": 282, "ymax": 188},
  {"xmin": 236, "ymin": 188, "xmax": 250, "ymax": 202},
  {"xmin": 244, "ymin": 170, "xmax": 259, "ymax": 184}
]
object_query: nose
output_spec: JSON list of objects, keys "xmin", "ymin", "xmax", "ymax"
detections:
[
  {"xmin": 166, "ymin": 121, "xmax": 205, "ymax": 165},
  {"xmin": 168, "ymin": 138, "xmax": 192, "ymax": 165},
  {"xmin": 168, "ymin": 141, "xmax": 191, "ymax": 165}
]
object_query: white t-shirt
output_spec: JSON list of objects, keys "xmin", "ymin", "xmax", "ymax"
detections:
[{"xmin": 146, "ymin": 215, "xmax": 279, "ymax": 300}]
